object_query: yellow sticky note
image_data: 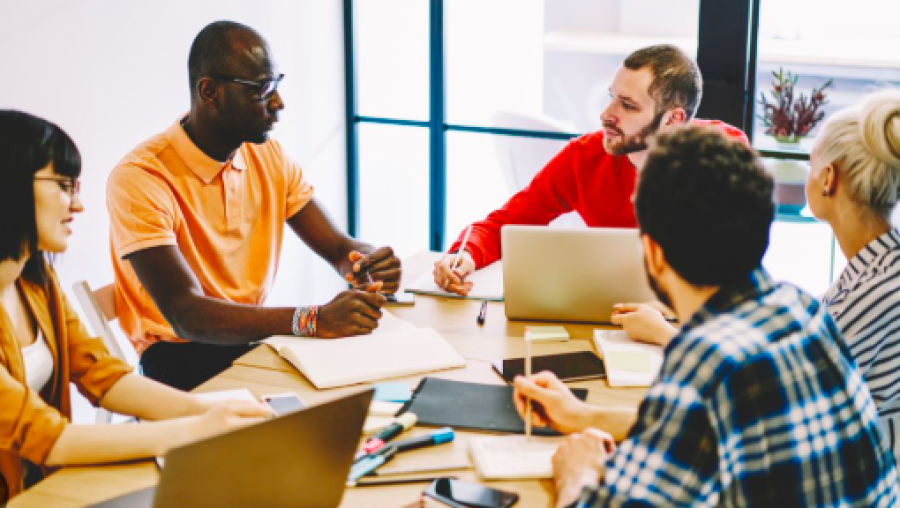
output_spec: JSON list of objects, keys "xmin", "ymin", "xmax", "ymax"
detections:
[
  {"xmin": 606, "ymin": 351, "xmax": 651, "ymax": 373},
  {"xmin": 525, "ymin": 326, "xmax": 570, "ymax": 342}
]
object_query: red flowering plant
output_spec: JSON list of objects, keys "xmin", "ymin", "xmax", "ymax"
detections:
[{"xmin": 758, "ymin": 68, "xmax": 833, "ymax": 145}]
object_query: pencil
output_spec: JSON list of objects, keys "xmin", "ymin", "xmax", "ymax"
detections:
[
  {"xmin": 452, "ymin": 225, "xmax": 473, "ymax": 271},
  {"xmin": 525, "ymin": 335, "xmax": 532, "ymax": 439}
]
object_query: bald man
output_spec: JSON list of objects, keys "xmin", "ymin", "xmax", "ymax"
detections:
[{"xmin": 107, "ymin": 21, "xmax": 400, "ymax": 390}]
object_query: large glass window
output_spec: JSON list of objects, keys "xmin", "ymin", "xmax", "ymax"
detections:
[
  {"xmin": 346, "ymin": 0, "xmax": 887, "ymax": 295},
  {"xmin": 355, "ymin": 0, "xmax": 430, "ymax": 121},
  {"xmin": 753, "ymin": 0, "xmax": 900, "ymax": 155},
  {"xmin": 357, "ymin": 123, "xmax": 430, "ymax": 259}
]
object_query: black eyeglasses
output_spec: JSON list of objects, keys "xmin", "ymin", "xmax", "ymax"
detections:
[
  {"xmin": 209, "ymin": 73, "xmax": 284, "ymax": 101},
  {"xmin": 34, "ymin": 176, "xmax": 80, "ymax": 199}
]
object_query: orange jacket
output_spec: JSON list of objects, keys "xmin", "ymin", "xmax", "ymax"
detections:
[{"xmin": 0, "ymin": 267, "xmax": 132, "ymax": 502}]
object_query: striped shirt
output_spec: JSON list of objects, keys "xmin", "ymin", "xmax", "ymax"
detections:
[
  {"xmin": 824, "ymin": 228, "xmax": 900, "ymax": 462},
  {"xmin": 587, "ymin": 269, "xmax": 897, "ymax": 507}
]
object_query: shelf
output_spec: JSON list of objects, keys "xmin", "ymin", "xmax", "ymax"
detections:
[{"xmin": 544, "ymin": 30, "xmax": 900, "ymax": 71}]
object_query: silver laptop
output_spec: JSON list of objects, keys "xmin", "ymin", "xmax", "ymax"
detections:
[
  {"xmin": 89, "ymin": 388, "xmax": 373, "ymax": 508},
  {"xmin": 502, "ymin": 225, "xmax": 656, "ymax": 323}
]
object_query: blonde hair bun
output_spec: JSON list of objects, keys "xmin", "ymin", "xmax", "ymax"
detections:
[{"xmin": 860, "ymin": 89, "xmax": 900, "ymax": 168}]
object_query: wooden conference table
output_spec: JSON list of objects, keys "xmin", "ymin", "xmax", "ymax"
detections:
[{"xmin": 10, "ymin": 252, "xmax": 648, "ymax": 508}]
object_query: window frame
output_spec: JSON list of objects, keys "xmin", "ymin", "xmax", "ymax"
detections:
[{"xmin": 343, "ymin": 0, "xmax": 815, "ymax": 252}]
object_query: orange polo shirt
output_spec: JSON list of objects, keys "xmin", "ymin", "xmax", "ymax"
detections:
[{"xmin": 107, "ymin": 118, "xmax": 314, "ymax": 355}]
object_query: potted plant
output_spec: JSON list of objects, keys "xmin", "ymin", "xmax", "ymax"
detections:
[
  {"xmin": 758, "ymin": 69, "xmax": 833, "ymax": 214},
  {"xmin": 758, "ymin": 68, "xmax": 833, "ymax": 148}
]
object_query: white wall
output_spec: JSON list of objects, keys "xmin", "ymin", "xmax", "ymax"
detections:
[
  {"xmin": 0, "ymin": 1, "xmax": 348, "ymax": 420},
  {"xmin": 0, "ymin": 0, "xmax": 348, "ymax": 305}
]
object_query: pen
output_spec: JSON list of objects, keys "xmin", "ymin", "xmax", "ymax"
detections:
[
  {"xmin": 348, "ymin": 446, "xmax": 396, "ymax": 482},
  {"xmin": 356, "ymin": 428, "xmax": 453, "ymax": 465},
  {"xmin": 477, "ymin": 301, "xmax": 487, "ymax": 325},
  {"xmin": 390, "ymin": 427, "xmax": 454, "ymax": 453},
  {"xmin": 363, "ymin": 412, "xmax": 417, "ymax": 454},
  {"xmin": 351, "ymin": 475, "xmax": 457, "ymax": 487},
  {"xmin": 452, "ymin": 225, "xmax": 473, "ymax": 271},
  {"xmin": 525, "ymin": 335, "xmax": 533, "ymax": 439}
]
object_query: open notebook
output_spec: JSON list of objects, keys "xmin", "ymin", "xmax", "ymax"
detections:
[
  {"xmin": 263, "ymin": 311, "xmax": 465, "ymax": 389},
  {"xmin": 404, "ymin": 261, "xmax": 504, "ymax": 301},
  {"xmin": 593, "ymin": 329, "xmax": 664, "ymax": 387}
]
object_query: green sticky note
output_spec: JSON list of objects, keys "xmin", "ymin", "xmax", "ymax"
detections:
[
  {"xmin": 606, "ymin": 350, "xmax": 651, "ymax": 373},
  {"xmin": 525, "ymin": 326, "xmax": 570, "ymax": 342}
]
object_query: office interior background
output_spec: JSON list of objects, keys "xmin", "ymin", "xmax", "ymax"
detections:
[{"xmin": 1, "ymin": 0, "xmax": 899, "ymax": 422}]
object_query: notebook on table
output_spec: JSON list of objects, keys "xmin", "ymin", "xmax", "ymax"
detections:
[
  {"xmin": 405, "ymin": 261, "xmax": 504, "ymax": 301},
  {"xmin": 400, "ymin": 377, "xmax": 587, "ymax": 436},
  {"xmin": 264, "ymin": 326, "xmax": 465, "ymax": 389},
  {"xmin": 469, "ymin": 435, "xmax": 565, "ymax": 479},
  {"xmin": 593, "ymin": 329, "xmax": 663, "ymax": 387}
]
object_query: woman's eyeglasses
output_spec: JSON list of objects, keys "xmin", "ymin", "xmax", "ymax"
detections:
[{"xmin": 35, "ymin": 176, "xmax": 81, "ymax": 199}]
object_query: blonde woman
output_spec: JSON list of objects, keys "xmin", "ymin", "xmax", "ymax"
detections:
[
  {"xmin": 807, "ymin": 90, "xmax": 900, "ymax": 459},
  {"xmin": 0, "ymin": 110, "xmax": 269, "ymax": 503}
]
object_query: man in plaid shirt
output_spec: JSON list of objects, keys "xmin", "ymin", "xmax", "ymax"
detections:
[{"xmin": 514, "ymin": 126, "xmax": 899, "ymax": 507}]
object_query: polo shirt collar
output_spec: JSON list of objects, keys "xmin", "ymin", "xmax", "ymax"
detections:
[{"xmin": 166, "ymin": 117, "xmax": 245, "ymax": 184}]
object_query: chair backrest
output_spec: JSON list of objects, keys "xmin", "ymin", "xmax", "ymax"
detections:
[
  {"xmin": 490, "ymin": 111, "xmax": 587, "ymax": 228},
  {"xmin": 72, "ymin": 281, "xmax": 129, "ymax": 362},
  {"xmin": 490, "ymin": 111, "xmax": 574, "ymax": 193}
]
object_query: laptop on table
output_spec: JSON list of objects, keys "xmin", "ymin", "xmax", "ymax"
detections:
[
  {"xmin": 501, "ymin": 226, "xmax": 656, "ymax": 323},
  {"xmin": 90, "ymin": 389, "xmax": 373, "ymax": 508}
]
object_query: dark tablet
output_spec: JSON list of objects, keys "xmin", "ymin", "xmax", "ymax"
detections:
[{"xmin": 492, "ymin": 351, "xmax": 606, "ymax": 384}]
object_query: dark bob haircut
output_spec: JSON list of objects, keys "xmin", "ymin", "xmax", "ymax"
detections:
[
  {"xmin": 0, "ymin": 110, "xmax": 81, "ymax": 284},
  {"xmin": 635, "ymin": 125, "xmax": 774, "ymax": 287}
]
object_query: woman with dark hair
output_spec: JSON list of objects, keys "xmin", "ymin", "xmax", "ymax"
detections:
[{"xmin": 0, "ymin": 110, "xmax": 270, "ymax": 503}]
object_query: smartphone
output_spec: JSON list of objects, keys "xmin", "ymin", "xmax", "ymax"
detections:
[
  {"xmin": 424, "ymin": 478, "xmax": 518, "ymax": 508},
  {"xmin": 262, "ymin": 393, "xmax": 307, "ymax": 417},
  {"xmin": 492, "ymin": 351, "xmax": 607, "ymax": 384},
  {"xmin": 385, "ymin": 292, "xmax": 415, "ymax": 306}
]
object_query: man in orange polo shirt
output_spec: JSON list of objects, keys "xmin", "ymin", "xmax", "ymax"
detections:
[{"xmin": 107, "ymin": 21, "xmax": 400, "ymax": 390}]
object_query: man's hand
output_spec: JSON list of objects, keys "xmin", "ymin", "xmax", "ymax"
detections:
[
  {"xmin": 610, "ymin": 302, "xmax": 678, "ymax": 346},
  {"xmin": 344, "ymin": 248, "xmax": 401, "ymax": 294},
  {"xmin": 553, "ymin": 428, "xmax": 616, "ymax": 508},
  {"xmin": 513, "ymin": 371, "xmax": 594, "ymax": 434},
  {"xmin": 316, "ymin": 290, "xmax": 386, "ymax": 338},
  {"xmin": 432, "ymin": 250, "xmax": 476, "ymax": 295}
]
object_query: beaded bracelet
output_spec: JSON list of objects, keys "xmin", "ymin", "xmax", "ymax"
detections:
[{"xmin": 291, "ymin": 306, "xmax": 319, "ymax": 337}]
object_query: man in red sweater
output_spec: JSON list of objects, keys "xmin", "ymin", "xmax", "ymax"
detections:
[{"xmin": 434, "ymin": 44, "xmax": 747, "ymax": 295}]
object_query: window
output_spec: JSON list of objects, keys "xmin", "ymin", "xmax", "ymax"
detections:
[{"xmin": 345, "ymin": 0, "xmax": 880, "ymax": 294}]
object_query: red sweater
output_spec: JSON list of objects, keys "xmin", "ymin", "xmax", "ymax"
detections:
[{"xmin": 450, "ymin": 120, "xmax": 748, "ymax": 268}]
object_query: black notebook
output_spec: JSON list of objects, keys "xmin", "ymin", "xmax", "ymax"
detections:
[{"xmin": 400, "ymin": 377, "xmax": 588, "ymax": 436}]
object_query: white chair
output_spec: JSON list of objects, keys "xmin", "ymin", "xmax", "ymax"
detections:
[
  {"xmin": 490, "ymin": 111, "xmax": 586, "ymax": 228},
  {"xmin": 72, "ymin": 281, "xmax": 137, "ymax": 423}
]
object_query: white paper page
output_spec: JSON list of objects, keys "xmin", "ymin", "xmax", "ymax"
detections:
[
  {"xmin": 593, "ymin": 329, "xmax": 664, "ymax": 388},
  {"xmin": 373, "ymin": 309, "xmax": 416, "ymax": 334},
  {"xmin": 405, "ymin": 261, "xmax": 504, "ymax": 301},
  {"xmin": 469, "ymin": 436, "xmax": 564, "ymax": 479},
  {"xmin": 264, "ymin": 328, "xmax": 465, "ymax": 389}
]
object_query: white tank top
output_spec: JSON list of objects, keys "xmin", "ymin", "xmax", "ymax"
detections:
[{"xmin": 22, "ymin": 330, "xmax": 53, "ymax": 392}]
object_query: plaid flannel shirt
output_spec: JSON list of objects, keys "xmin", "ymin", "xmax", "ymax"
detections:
[{"xmin": 589, "ymin": 269, "xmax": 898, "ymax": 507}]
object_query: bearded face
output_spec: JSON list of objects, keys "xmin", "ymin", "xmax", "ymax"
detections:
[{"xmin": 603, "ymin": 109, "xmax": 666, "ymax": 156}]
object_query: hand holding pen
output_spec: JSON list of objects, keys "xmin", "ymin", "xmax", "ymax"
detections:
[
  {"xmin": 345, "ymin": 248, "xmax": 402, "ymax": 293},
  {"xmin": 433, "ymin": 225, "xmax": 477, "ymax": 295}
]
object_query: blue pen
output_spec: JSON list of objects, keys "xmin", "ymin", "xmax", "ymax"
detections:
[
  {"xmin": 390, "ymin": 427, "xmax": 454, "ymax": 453},
  {"xmin": 349, "ymin": 446, "xmax": 396, "ymax": 482}
]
